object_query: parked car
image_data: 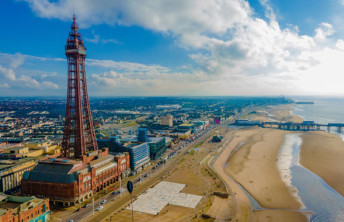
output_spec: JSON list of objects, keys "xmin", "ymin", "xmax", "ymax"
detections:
[
  {"xmin": 96, "ymin": 206, "xmax": 103, "ymax": 211},
  {"xmin": 101, "ymin": 200, "xmax": 107, "ymax": 204},
  {"xmin": 76, "ymin": 208, "xmax": 81, "ymax": 212},
  {"xmin": 83, "ymin": 204, "xmax": 89, "ymax": 208}
]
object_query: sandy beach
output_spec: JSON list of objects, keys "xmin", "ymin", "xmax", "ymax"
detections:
[
  {"xmin": 209, "ymin": 104, "xmax": 314, "ymax": 221},
  {"xmin": 224, "ymin": 128, "xmax": 302, "ymax": 209},
  {"xmin": 217, "ymin": 103, "xmax": 344, "ymax": 221},
  {"xmin": 249, "ymin": 104, "xmax": 303, "ymax": 123},
  {"xmin": 300, "ymin": 131, "xmax": 344, "ymax": 197},
  {"xmin": 211, "ymin": 126, "xmax": 308, "ymax": 221}
]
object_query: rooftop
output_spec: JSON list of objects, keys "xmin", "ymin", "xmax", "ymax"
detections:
[{"xmin": 0, "ymin": 194, "xmax": 45, "ymax": 216}]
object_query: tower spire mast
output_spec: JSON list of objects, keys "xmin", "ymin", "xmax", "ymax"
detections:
[{"xmin": 62, "ymin": 16, "xmax": 98, "ymax": 159}]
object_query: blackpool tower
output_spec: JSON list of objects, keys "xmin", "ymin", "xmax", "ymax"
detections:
[{"xmin": 62, "ymin": 15, "xmax": 98, "ymax": 159}]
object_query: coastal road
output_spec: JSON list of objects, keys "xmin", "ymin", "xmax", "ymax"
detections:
[{"xmin": 64, "ymin": 123, "xmax": 224, "ymax": 222}]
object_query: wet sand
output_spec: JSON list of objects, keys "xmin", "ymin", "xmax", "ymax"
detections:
[
  {"xmin": 216, "ymin": 103, "xmax": 309, "ymax": 221},
  {"xmin": 213, "ymin": 127, "xmax": 307, "ymax": 221},
  {"xmin": 224, "ymin": 128, "xmax": 303, "ymax": 209},
  {"xmin": 300, "ymin": 131, "xmax": 344, "ymax": 197},
  {"xmin": 216, "ymin": 102, "xmax": 344, "ymax": 221},
  {"xmin": 254, "ymin": 210, "xmax": 310, "ymax": 222}
]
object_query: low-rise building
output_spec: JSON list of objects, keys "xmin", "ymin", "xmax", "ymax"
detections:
[
  {"xmin": 0, "ymin": 142, "xmax": 61, "ymax": 194},
  {"xmin": 21, "ymin": 148, "xmax": 130, "ymax": 206},
  {"xmin": 160, "ymin": 115, "xmax": 173, "ymax": 127},
  {"xmin": 149, "ymin": 137, "xmax": 166, "ymax": 160},
  {"xmin": 0, "ymin": 194, "xmax": 50, "ymax": 222},
  {"xmin": 98, "ymin": 138, "xmax": 150, "ymax": 171},
  {"xmin": 0, "ymin": 159, "xmax": 36, "ymax": 194}
]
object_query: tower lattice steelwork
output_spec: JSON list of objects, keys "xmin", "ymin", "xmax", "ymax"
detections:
[{"xmin": 62, "ymin": 15, "xmax": 98, "ymax": 159}]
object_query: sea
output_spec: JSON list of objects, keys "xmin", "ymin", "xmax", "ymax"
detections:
[
  {"xmin": 281, "ymin": 97, "xmax": 344, "ymax": 222},
  {"xmin": 291, "ymin": 96, "xmax": 344, "ymax": 124}
]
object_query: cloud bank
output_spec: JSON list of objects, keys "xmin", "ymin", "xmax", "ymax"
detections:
[{"xmin": 10, "ymin": 0, "xmax": 344, "ymax": 96}]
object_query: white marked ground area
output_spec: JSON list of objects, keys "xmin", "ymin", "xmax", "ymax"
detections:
[{"xmin": 126, "ymin": 181, "xmax": 203, "ymax": 215}]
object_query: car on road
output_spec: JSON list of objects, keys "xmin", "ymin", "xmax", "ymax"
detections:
[
  {"xmin": 96, "ymin": 206, "xmax": 103, "ymax": 211},
  {"xmin": 144, "ymin": 173, "xmax": 149, "ymax": 177},
  {"xmin": 112, "ymin": 191, "xmax": 117, "ymax": 195},
  {"xmin": 119, "ymin": 188, "xmax": 124, "ymax": 193},
  {"xmin": 76, "ymin": 208, "xmax": 81, "ymax": 212},
  {"xmin": 101, "ymin": 200, "xmax": 107, "ymax": 204}
]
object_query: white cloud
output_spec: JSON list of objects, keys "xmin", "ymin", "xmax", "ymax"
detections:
[
  {"xmin": 15, "ymin": 0, "xmax": 344, "ymax": 95},
  {"xmin": 19, "ymin": 75, "xmax": 40, "ymax": 88},
  {"xmin": 84, "ymin": 30, "xmax": 100, "ymax": 44},
  {"xmin": 87, "ymin": 59, "xmax": 169, "ymax": 73},
  {"xmin": 0, "ymin": 83, "xmax": 9, "ymax": 88},
  {"xmin": 0, "ymin": 52, "xmax": 62, "ymax": 91},
  {"xmin": 90, "ymin": 69, "xmax": 213, "ymax": 96},
  {"xmin": 42, "ymin": 81, "xmax": 59, "ymax": 89},
  {"xmin": 336, "ymin": 39, "xmax": 344, "ymax": 50},
  {"xmin": 85, "ymin": 31, "xmax": 121, "ymax": 44},
  {"xmin": 315, "ymin": 23, "xmax": 334, "ymax": 40},
  {"xmin": 101, "ymin": 38, "xmax": 121, "ymax": 44},
  {"xmin": 0, "ymin": 65, "xmax": 16, "ymax": 80}
]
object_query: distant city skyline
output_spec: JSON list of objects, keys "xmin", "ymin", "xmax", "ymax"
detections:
[{"xmin": 1, "ymin": 0, "xmax": 344, "ymax": 96}]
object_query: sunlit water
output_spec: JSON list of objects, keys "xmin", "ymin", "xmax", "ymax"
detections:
[
  {"xmin": 291, "ymin": 97, "xmax": 344, "ymax": 139},
  {"xmin": 284, "ymin": 98, "xmax": 344, "ymax": 221}
]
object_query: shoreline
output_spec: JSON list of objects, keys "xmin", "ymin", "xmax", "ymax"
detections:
[
  {"xmin": 216, "ymin": 104, "xmax": 309, "ymax": 221},
  {"xmin": 276, "ymin": 133, "xmax": 305, "ymax": 208},
  {"xmin": 214, "ymin": 126, "xmax": 308, "ymax": 221},
  {"xmin": 213, "ymin": 102, "xmax": 344, "ymax": 221},
  {"xmin": 223, "ymin": 128, "xmax": 304, "ymax": 209}
]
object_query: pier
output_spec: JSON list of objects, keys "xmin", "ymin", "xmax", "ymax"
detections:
[{"xmin": 261, "ymin": 121, "xmax": 344, "ymax": 132}]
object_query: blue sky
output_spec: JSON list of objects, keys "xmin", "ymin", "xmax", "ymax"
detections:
[{"xmin": 1, "ymin": 0, "xmax": 344, "ymax": 96}]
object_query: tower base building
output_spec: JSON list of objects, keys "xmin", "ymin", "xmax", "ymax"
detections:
[{"xmin": 22, "ymin": 148, "xmax": 129, "ymax": 206}]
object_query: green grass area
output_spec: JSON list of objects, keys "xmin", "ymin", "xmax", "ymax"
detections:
[
  {"xmin": 100, "ymin": 131, "xmax": 109, "ymax": 137},
  {"xmin": 188, "ymin": 150, "xmax": 195, "ymax": 155},
  {"xmin": 124, "ymin": 121, "xmax": 138, "ymax": 127},
  {"xmin": 195, "ymin": 141, "xmax": 204, "ymax": 148}
]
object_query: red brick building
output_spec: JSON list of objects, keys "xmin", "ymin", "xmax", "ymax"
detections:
[
  {"xmin": 0, "ymin": 194, "xmax": 50, "ymax": 222},
  {"xmin": 21, "ymin": 149, "xmax": 129, "ymax": 206}
]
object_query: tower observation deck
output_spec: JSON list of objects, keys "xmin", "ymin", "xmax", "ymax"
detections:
[{"xmin": 62, "ymin": 15, "xmax": 98, "ymax": 159}]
